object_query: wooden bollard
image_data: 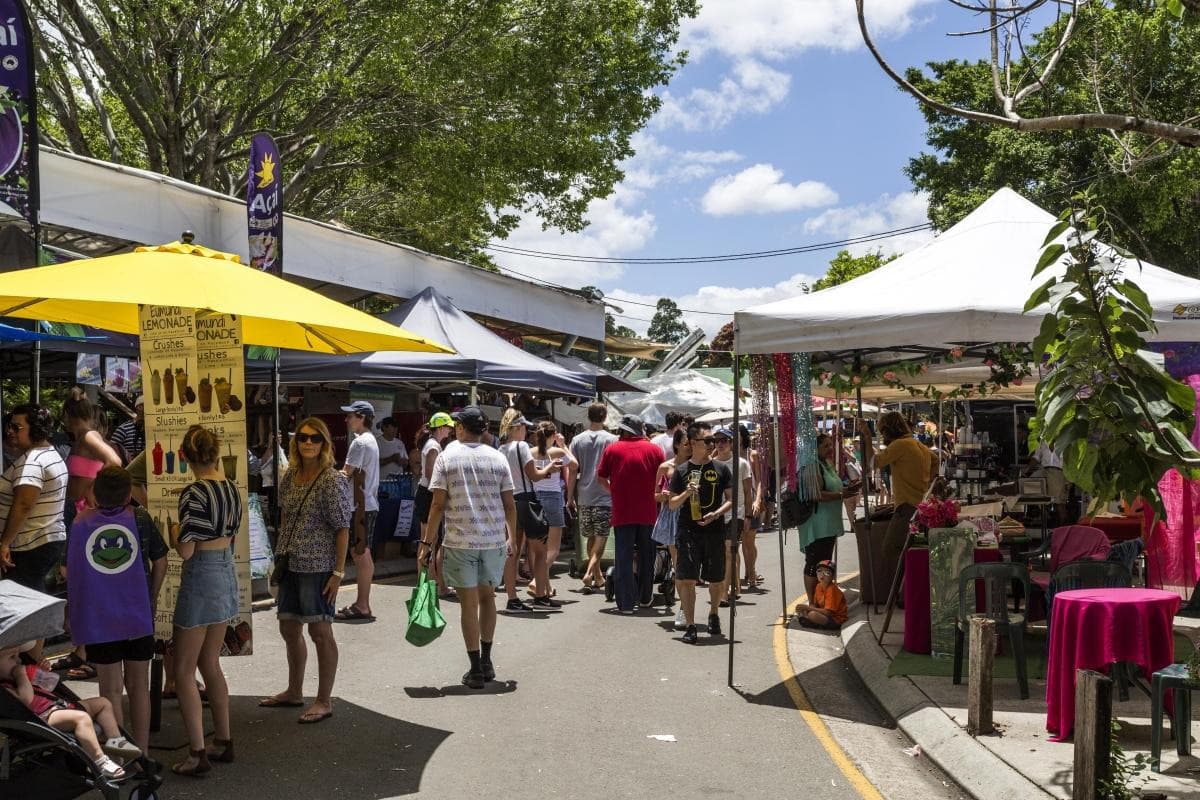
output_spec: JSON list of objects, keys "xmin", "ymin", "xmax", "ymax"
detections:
[
  {"xmin": 1073, "ymin": 669, "xmax": 1113, "ymax": 800},
  {"xmin": 967, "ymin": 616, "xmax": 995, "ymax": 735}
]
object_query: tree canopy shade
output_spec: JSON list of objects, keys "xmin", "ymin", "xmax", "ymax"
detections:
[
  {"xmin": 31, "ymin": 0, "xmax": 697, "ymax": 263},
  {"xmin": 904, "ymin": 4, "xmax": 1200, "ymax": 273}
]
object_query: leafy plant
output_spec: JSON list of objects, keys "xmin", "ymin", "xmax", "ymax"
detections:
[
  {"xmin": 1025, "ymin": 193, "xmax": 1200, "ymax": 517},
  {"xmin": 1099, "ymin": 719, "xmax": 1149, "ymax": 800}
]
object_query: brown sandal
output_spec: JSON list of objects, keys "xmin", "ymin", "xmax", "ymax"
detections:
[
  {"xmin": 171, "ymin": 748, "xmax": 211, "ymax": 777},
  {"xmin": 206, "ymin": 737, "xmax": 234, "ymax": 763}
]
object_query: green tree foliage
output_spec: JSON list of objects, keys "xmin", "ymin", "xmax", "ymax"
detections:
[
  {"xmin": 703, "ymin": 321, "xmax": 733, "ymax": 367},
  {"xmin": 905, "ymin": 4, "xmax": 1200, "ymax": 273},
  {"xmin": 646, "ymin": 298, "xmax": 689, "ymax": 346},
  {"xmin": 811, "ymin": 249, "xmax": 895, "ymax": 292},
  {"xmin": 31, "ymin": 0, "xmax": 697, "ymax": 261},
  {"xmin": 1026, "ymin": 195, "xmax": 1200, "ymax": 516}
]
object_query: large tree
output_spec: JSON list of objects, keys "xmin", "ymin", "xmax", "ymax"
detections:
[
  {"xmin": 811, "ymin": 249, "xmax": 895, "ymax": 292},
  {"xmin": 857, "ymin": 1, "xmax": 1200, "ymax": 151},
  {"xmin": 31, "ymin": 0, "xmax": 696, "ymax": 261},
  {"xmin": 646, "ymin": 297, "xmax": 690, "ymax": 346},
  {"xmin": 904, "ymin": 4, "xmax": 1200, "ymax": 272}
]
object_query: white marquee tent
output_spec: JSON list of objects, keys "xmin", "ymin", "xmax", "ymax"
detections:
[{"xmin": 734, "ymin": 188, "xmax": 1200, "ymax": 357}]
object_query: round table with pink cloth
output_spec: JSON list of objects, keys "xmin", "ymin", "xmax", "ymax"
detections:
[{"xmin": 1046, "ymin": 588, "xmax": 1180, "ymax": 741}]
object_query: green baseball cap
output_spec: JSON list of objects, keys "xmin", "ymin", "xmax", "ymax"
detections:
[{"xmin": 429, "ymin": 411, "xmax": 454, "ymax": 429}]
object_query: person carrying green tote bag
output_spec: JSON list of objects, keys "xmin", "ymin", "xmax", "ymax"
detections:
[{"xmin": 405, "ymin": 568, "xmax": 446, "ymax": 646}]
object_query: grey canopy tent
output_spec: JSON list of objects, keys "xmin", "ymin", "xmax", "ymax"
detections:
[
  {"xmin": 543, "ymin": 352, "xmax": 645, "ymax": 394},
  {"xmin": 273, "ymin": 287, "xmax": 595, "ymax": 396}
]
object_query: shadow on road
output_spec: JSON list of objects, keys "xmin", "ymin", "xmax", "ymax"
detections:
[
  {"xmin": 155, "ymin": 695, "xmax": 451, "ymax": 799},
  {"xmin": 403, "ymin": 681, "xmax": 519, "ymax": 698}
]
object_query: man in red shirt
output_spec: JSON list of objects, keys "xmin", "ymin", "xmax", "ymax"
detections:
[{"xmin": 597, "ymin": 414, "xmax": 666, "ymax": 614}]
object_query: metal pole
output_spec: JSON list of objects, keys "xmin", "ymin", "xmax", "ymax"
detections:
[
  {"xmin": 270, "ymin": 355, "xmax": 282, "ymax": 527},
  {"xmin": 771, "ymin": 383, "xmax": 787, "ymax": 621},
  {"xmin": 855, "ymin": 362, "xmax": 877, "ymax": 614},
  {"xmin": 728, "ymin": 346, "xmax": 741, "ymax": 687},
  {"xmin": 30, "ymin": 339, "xmax": 39, "ymax": 403},
  {"xmin": 469, "ymin": 381, "xmax": 478, "ymax": 406}
]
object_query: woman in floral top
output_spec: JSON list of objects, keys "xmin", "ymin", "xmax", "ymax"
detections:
[{"xmin": 258, "ymin": 417, "xmax": 351, "ymax": 725}]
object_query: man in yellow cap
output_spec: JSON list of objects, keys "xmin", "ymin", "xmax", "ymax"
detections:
[{"xmin": 417, "ymin": 411, "xmax": 457, "ymax": 597}]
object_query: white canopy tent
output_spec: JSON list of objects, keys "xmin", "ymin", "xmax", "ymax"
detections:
[
  {"xmin": 606, "ymin": 369, "xmax": 748, "ymax": 425},
  {"xmin": 735, "ymin": 188, "xmax": 1200, "ymax": 357}
]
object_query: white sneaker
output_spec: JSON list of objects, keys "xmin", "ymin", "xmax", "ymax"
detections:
[
  {"xmin": 674, "ymin": 610, "xmax": 686, "ymax": 630},
  {"xmin": 94, "ymin": 754, "xmax": 126, "ymax": 780},
  {"xmin": 103, "ymin": 736, "xmax": 142, "ymax": 760}
]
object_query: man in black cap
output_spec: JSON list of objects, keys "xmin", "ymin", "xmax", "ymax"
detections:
[
  {"xmin": 336, "ymin": 400, "xmax": 379, "ymax": 622},
  {"xmin": 597, "ymin": 414, "xmax": 667, "ymax": 614},
  {"xmin": 422, "ymin": 406, "xmax": 517, "ymax": 688}
]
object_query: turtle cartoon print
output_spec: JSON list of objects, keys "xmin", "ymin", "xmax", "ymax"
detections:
[{"xmin": 86, "ymin": 522, "xmax": 140, "ymax": 574}]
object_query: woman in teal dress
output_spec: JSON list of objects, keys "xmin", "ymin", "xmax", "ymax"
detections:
[{"xmin": 799, "ymin": 434, "xmax": 860, "ymax": 598}]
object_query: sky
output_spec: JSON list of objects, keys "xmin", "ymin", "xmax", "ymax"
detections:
[{"xmin": 489, "ymin": 1, "xmax": 989, "ymax": 339}]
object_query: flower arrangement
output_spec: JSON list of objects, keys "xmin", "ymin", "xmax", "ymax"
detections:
[{"xmin": 911, "ymin": 496, "xmax": 961, "ymax": 533}]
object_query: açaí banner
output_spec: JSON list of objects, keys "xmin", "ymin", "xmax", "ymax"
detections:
[
  {"xmin": 0, "ymin": 1, "xmax": 38, "ymax": 228},
  {"xmin": 246, "ymin": 133, "xmax": 282, "ymax": 274}
]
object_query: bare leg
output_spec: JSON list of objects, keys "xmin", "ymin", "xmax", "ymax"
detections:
[
  {"xmin": 457, "ymin": 587, "xmax": 481, "ymax": 650},
  {"xmin": 195, "ymin": 624, "xmax": 231, "ymax": 743},
  {"xmin": 95, "ymin": 662, "xmax": 126, "ymax": 728},
  {"xmin": 503, "ymin": 528, "xmax": 526, "ymax": 599},
  {"xmin": 528, "ymin": 537, "xmax": 549, "ymax": 598},
  {"xmin": 545, "ymin": 526, "xmax": 563, "ymax": 594},
  {"xmin": 352, "ymin": 549, "xmax": 374, "ymax": 614},
  {"xmin": 586, "ymin": 534, "xmax": 607, "ymax": 586},
  {"xmin": 304, "ymin": 621, "xmax": 337, "ymax": 721},
  {"xmin": 707, "ymin": 580, "xmax": 723, "ymax": 619},
  {"xmin": 46, "ymin": 709, "xmax": 104, "ymax": 761},
  {"xmin": 78, "ymin": 695, "xmax": 121, "ymax": 740},
  {"xmin": 123, "ymin": 660, "xmax": 151, "ymax": 753},
  {"xmin": 678, "ymin": 578, "xmax": 697, "ymax": 626},
  {"xmin": 742, "ymin": 529, "xmax": 758, "ymax": 584},
  {"xmin": 479, "ymin": 587, "xmax": 497, "ymax": 643},
  {"xmin": 172, "ymin": 625, "xmax": 209, "ymax": 754},
  {"xmin": 265, "ymin": 619, "xmax": 306, "ymax": 703}
]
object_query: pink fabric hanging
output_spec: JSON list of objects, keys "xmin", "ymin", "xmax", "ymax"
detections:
[
  {"xmin": 773, "ymin": 353, "xmax": 798, "ymax": 492},
  {"xmin": 1143, "ymin": 374, "xmax": 1200, "ymax": 597}
]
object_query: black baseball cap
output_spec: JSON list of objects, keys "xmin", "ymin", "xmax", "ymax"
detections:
[{"xmin": 452, "ymin": 405, "xmax": 488, "ymax": 433}]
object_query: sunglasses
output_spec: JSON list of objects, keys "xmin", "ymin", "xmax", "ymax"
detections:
[
  {"xmin": 295, "ymin": 432, "xmax": 326, "ymax": 445},
  {"xmin": 690, "ymin": 437, "xmax": 715, "ymax": 445}
]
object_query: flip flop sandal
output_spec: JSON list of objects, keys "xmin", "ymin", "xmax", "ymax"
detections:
[
  {"xmin": 50, "ymin": 652, "xmax": 85, "ymax": 673},
  {"xmin": 298, "ymin": 710, "xmax": 333, "ymax": 725},
  {"xmin": 334, "ymin": 605, "xmax": 375, "ymax": 621},
  {"xmin": 67, "ymin": 663, "xmax": 97, "ymax": 680},
  {"xmin": 258, "ymin": 696, "xmax": 304, "ymax": 708}
]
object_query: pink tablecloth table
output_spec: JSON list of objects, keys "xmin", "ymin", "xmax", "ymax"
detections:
[
  {"xmin": 902, "ymin": 546, "xmax": 1003, "ymax": 655},
  {"xmin": 1046, "ymin": 588, "xmax": 1179, "ymax": 741}
]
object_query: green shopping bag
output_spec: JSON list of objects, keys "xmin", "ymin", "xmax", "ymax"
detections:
[{"xmin": 405, "ymin": 568, "xmax": 446, "ymax": 646}]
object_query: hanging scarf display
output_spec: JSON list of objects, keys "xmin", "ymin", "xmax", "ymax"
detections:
[
  {"xmin": 772, "ymin": 353, "xmax": 798, "ymax": 491},
  {"xmin": 749, "ymin": 355, "xmax": 774, "ymax": 486},
  {"xmin": 791, "ymin": 353, "xmax": 823, "ymax": 502}
]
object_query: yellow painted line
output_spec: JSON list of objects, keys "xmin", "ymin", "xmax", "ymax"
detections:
[{"xmin": 772, "ymin": 570, "xmax": 884, "ymax": 800}]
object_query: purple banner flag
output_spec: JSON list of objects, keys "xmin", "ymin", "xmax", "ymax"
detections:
[
  {"xmin": 246, "ymin": 133, "xmax": 282, "ymax": 273},
  {"xmin": 0, "ymin": 1, "xmax": 38, "ymax": 230}
]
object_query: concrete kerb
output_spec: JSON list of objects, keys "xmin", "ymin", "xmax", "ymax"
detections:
[{"xmin": 835, "ymin": 606, "xmax": 1053, "ymax": 800}]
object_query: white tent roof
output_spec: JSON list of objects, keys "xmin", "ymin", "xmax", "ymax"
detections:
[
  {"xmin": 607, "ymin": 369, "xmax": 747, "ymax": 424},
  {"xmin": 735, "ymin": 188, "xmax": 1200, "ymax": 355}
]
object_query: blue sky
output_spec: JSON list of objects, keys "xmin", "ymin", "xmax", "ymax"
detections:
[{"xmin": 491, "ymin": 1, "xmax": 990, "ymax": 338}]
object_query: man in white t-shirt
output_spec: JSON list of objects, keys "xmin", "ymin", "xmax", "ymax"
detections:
[
  {"xmin": 422, "ymin": 406, "xmax": 516, "ymax": 689},
  {"xmin": 376, "ymin": 417, "xmax": 408, "ymax": 479},
  {"xmin": 336, "ymin": 400, "xmax": 380, "ymax": 622},
  {"xmin": 650, "ymin": 411, "xmax": 684, "ymax": 457}
]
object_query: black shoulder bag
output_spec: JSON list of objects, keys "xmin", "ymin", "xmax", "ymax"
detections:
[
  {"xmin": 514, "ymin": 442, "xmax": 550, "ymax": 539},
  {"xmin": 271, "ymin": 470, "xmax": 322, "ymax": 586}
]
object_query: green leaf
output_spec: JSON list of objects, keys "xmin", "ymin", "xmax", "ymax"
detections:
[
  {"xmin": 1041, "ymin": 219, "xmax": 1071, "ymax": 248},
  {"xmin": 1024, "ymin": 277, "xmax": 1056, "ymax": 313},
  {"xmin": 1033, "ymin": 243, "xmax": 1066, "ymax": 277}
]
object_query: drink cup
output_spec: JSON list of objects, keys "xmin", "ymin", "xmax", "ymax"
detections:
[
  {"xmin": 214, "ymin": 379, "xmax": 232, "ymax": 412},
  {"xmin": 163, "ymin": 368, "xmax": 174, "ymax": 404},
  {"xmin": 150, "ymin": 370, "xmax": 161, "ymax": 405},
  {"xmin": 178, "ymin": 449, "xmax": 187, "ymax": 474},
  {"xmin": 175, "ymin": 370, "xmax": 188, "ymax": 405},
  {"xmin": 152, "ymin": 442, "xmax": 164, "ymax": 476},
  {"xmin": 222, "ymin": 454, "xmax": 237, "ymax": 481},
  {"xmin": 165, "ymin": 450, "xmax": 175, "ymax": 474},
  {"xmin": 198, "ymin": 378, "xmax": 213, "ymax": 413}
]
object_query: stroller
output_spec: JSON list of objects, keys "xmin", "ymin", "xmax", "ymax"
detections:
[
  {"xmin": 0, "ymin": 580, "xmax": 162, "ymax": 800},
  {"xmin": 603, "ymin": 542, "xmax": 675, "ymax": 607}
]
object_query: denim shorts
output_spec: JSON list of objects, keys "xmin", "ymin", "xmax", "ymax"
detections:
[
  {"xmin": 442, "ymin": 545, "xmax": 506, "ymax": 589},
  {"xmin": 276, "ymin": 570, "xmax": 335, "ymax": 624},
  {"xmin": 174, "ymin": 547, "xmax": 239, "ymax": 629},
  {"xmin": 536, "ymin": 490, "xmax": 565, "ymax": 528}
]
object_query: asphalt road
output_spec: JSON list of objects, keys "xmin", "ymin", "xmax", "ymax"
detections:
[{"xmin": 134, "ymin": 526, "xmax": 959, "ymax": 799}]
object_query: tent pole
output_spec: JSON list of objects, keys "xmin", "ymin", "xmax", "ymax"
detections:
[
  {"xmin": 771, "ymin": 383, "xmax": 787, "ymax": 621},
  {"xmin": 271, "ymin": 355, "xmax": 282, "ymax": 528},
  {"xmin": 30, "ymin": 339, "xmax": 39, "ymax": 404},
  {"xmin": 728, "ymin": 345, "xmax": 741, "ymax": 688},
  {"xmin": 469, "ymin": 381, "xmax": 478, "ymax": 406},
  {"xmin": 855, "ymin": 365, "xmax": 877, "ymax": 614}
]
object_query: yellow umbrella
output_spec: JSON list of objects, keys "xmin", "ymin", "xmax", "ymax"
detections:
[{"xmin": 0, "ymin": 242, "xmax": 453, "ymax": 354}]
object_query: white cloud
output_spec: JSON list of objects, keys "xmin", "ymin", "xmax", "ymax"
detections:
[
  {"xmin": 803, "ymin": 191, "xmax": 934, "ymax": 256},
  {"xmin": 701, "ymin": 164, "xmax": 837, "ymax": 216},
  {"xmin": 656, "ymin": 59, "xmax": 790, "ymax": 131},
  {"xmin": 608, "ymin": 270, "xmax": 819, "ymax": 340},
  {"xmin": 680, "ymin": 0, "xmax": 933, "ymax": 60},
  {"xmin": 624, "ymin": 133, "xmax": 743, "ymax": 189}
]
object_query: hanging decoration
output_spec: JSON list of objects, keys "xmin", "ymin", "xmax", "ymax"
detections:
[
  {"xmin": 772, "ymin": 353, "xmax": 798, "ymax": 492},
  {"xmin": 791, "ymin": 352, "xmax": 822, "ymax": 502},
  {"xmin": 813, "ymin": 343, "xmax": 1034, "ymax": 400},
  {"xmin": 749, "ymin": 355, "xmax": 774, "ymax": 481}
]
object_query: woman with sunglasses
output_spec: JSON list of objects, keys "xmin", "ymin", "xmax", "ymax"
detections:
[
  {"xmin": 259, "ymin": 418, "xmax": 352, "ymax": 725},
  {"xmin": 169, "ymin": 425, "xmax": 241, "ymax": 776}
]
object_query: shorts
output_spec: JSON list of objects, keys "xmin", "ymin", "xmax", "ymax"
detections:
[
  {"xmin": 353, "ymin": 510, "xmax": 378, "ymax": 551},
  {"xmin": 536, "ymin": 490, "xmax": 565, "ymax": 528},
  {"xmin": 442, "ymin": 545, "xmax": 506, "ymax": 589},
  {"xmin": 415, "ymin": 485, "xmax": 434, "ymax": 523},
  {"xmin": 276, "ymin": 570, "xmax": 335, "ymax": 623},
  {"xmin": 7, "ymin": 540, "xmax": 65, "ymax": 592},
  {"xmin": 87, "ymin": 635, "xmax": 154, "ymax": 665},
  {"xmin": 174, "ymin": 547, "xmax": 238, "ymax": 629},
  {"xmin": 725, "ymin": 518, "xmax": 746, "ymax": 543},
  {"xmin": 803, "ymin": 536, "xmax": 837, "ymax": 577},
  {"xmin": 675, "ymin": 527, "xmax": 726, "ymax": 583},
  {"xmin": 579, "ymin": 505, "xmax": 611, "ymax": 538},
  {"xmin": 798, "ymin": 616, "xmax": 842, "ymax": 631}
]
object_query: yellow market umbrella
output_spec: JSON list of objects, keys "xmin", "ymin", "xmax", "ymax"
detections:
[{"xmin": 0, "ymin": 242, "xmax": 453, "ymax": 355}]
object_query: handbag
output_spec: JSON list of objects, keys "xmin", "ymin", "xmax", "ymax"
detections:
[
  {"xmin": 778, "ymin": 488, "xmax": 817, "ymax": 529},
  {"xmin": 514, "ymin": 442, "xmax": 550, "ymax": 539},
  {"xmin": 405, "ymin": 567, "xmax": 446, "ymax": 646},
  {"xmin": 270, "ymin": 470, "xmax": 322, "ymax": 586}
]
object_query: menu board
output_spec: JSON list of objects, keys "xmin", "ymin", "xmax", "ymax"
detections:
[{"xmin": 138, "ymin": 305, "xmax": 253, "ymax": 655}]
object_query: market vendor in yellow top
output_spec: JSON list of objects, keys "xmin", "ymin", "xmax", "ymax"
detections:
[{"xmin": 856, "ymin": 413, "xmax": 939, "ymax": 568}]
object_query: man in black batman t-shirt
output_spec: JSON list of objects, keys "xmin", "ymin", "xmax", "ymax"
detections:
[{"xmin": 669, "ymin": 422, "xmax": 732, "ymax": 644}]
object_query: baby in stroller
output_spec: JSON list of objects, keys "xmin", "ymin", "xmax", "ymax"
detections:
[{"xmin": 1, "ymin": 643, "xmax": 140, "ymax": 780}]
